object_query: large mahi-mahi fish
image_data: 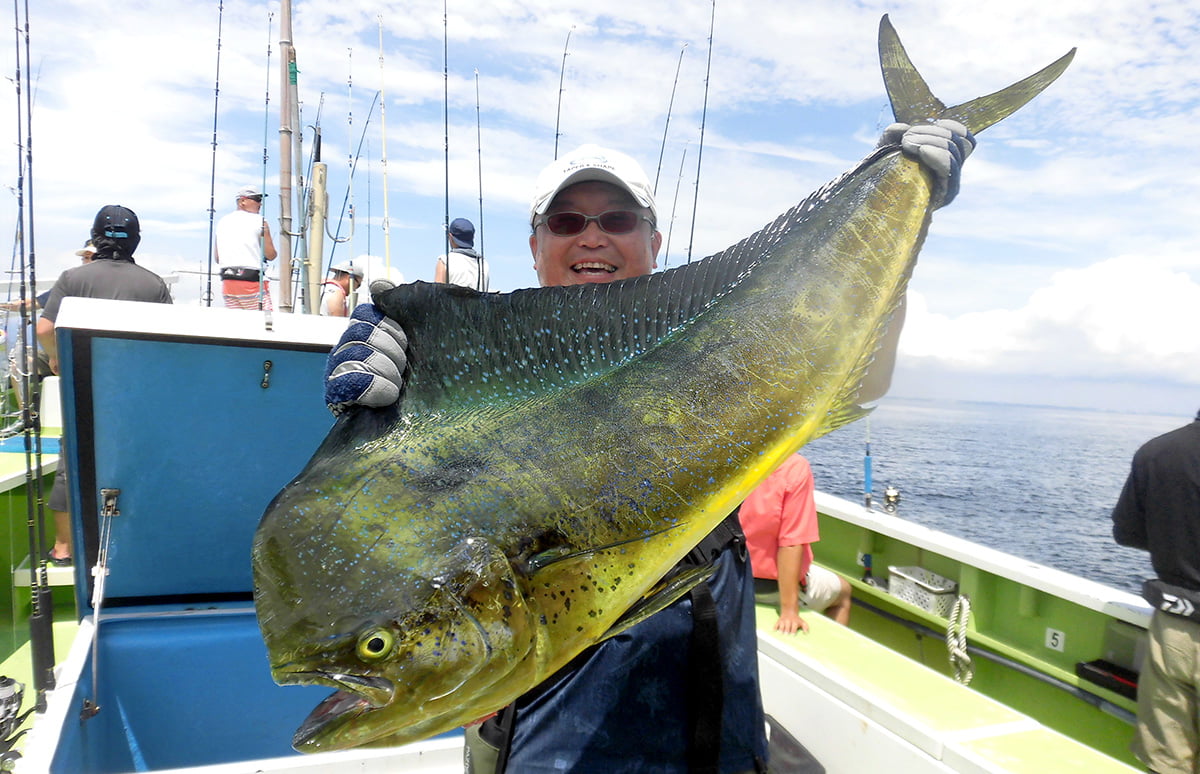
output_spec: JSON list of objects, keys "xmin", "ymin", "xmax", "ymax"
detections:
[{"xmin": 253, "ymin": 16, "xmax": 1074, "ymax": 752}]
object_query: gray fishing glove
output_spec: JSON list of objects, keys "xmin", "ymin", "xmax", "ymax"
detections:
[
  {"xmin": 323, "ymin": 280, "xmax": 408, "ymax": 414},
  {"xmin": 878, "ymin": 119, "xmax": 975, "ymax": 208}
]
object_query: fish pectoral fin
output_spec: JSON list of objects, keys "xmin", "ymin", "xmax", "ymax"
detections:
[
  {"xmin": 599, "ymin": 564, "xmax": 717, "ymax": 643},
  {"xmin": 811, "ymin": 402, "xmax": 874, "ymax": 444}
]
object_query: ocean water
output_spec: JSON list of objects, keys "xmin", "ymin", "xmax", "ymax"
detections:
[{"xmin": 802, "ymin": 399, "xmax": 1191, "ymax": 596}]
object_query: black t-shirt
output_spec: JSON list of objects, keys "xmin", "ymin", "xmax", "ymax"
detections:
[
  {"xmin": 1113, "ymin": 419, "xmax": 1200, "ymax": 590},
  {"xmin": 41, "ymin": 258, "xmax": 173, "ymax": 322}
]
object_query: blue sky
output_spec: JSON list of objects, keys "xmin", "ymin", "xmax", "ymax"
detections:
[{"xmin": 3, "ymin": 0, "xmax": 1198, "ymax": 415}]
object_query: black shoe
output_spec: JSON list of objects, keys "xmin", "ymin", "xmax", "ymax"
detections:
[{"xmin": 45, "ymin": 550, "xmax": 72, "ymax": 567}]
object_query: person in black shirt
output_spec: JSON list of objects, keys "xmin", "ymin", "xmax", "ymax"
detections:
[
  {"xmin": 1113, "ymin": 409, "xmax": 1200, "ymax": 772},
  {"xmin": 37, "ymin": 206, "xmax": 172, "ymax": 565}
]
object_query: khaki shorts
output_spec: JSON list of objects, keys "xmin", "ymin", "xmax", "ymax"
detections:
[
  {"xmin": 753, "ymin": 564, "xmax": 843, "ymax": 613},
  {"xmin": 1132, "ymin": 610, "xmax": 1200, "ymax": 772}
]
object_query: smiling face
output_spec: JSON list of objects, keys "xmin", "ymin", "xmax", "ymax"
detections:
[{"xmin": 529, "ymin": 181, "xmax": 661, "ymax": 288}]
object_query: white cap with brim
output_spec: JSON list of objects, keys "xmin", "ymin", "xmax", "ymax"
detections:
[
  {"xmin": 529, "ymin": 144, "xmax": 657, "ymax": 225},
  {"xmin": 332, "ymin": 260, "xmax": 364, "ymax": 280}
]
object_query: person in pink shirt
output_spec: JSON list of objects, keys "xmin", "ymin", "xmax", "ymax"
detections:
[{"xmin": 739, "ymin": 454, "xmax": 852, "ymax": 634}]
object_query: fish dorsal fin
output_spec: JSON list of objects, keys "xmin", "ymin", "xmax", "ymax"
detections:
[
  {"xmin": 879, "ymin": 14, "xmax": 1075, "ymax": 133},
  {"xmin": 372, "ymin": 254, "xmax": 750, "ymax": 415}
]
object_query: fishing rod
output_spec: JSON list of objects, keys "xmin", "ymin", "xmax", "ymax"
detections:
[
  {"xmin": 686, "ymin": 0, "xmax": 716, "ymax": 264},
  {"xmin": 300, "ymin": 96, "xmax": 332, "ymax": 284},
  {"xmin": 366, "ymin": 136, "xmax": 372, "ymax": 257},
  {"xmin": 307, "ymin": 117, "xmax": 329, "ymax": 310},
  {"xmin": 328, "ymin": 91, "xmax": 380, "ymax": 265},
  {"xmin": 203, "ymin": 1, "xmax": 225, "ymax": 308},
  {"xmin": 258, "ymin": 11, "xmax": 274, "ymax": 324},
  {"xmin": 474, "ymin": 69, "xmax": 485, "ymax": 267},
  {"xmin": 277, "ymin": 0, "xmax": 301, "ymax": 312},
  {"xmin": 661, "ymin": 143, "xmax": 688, "ymax": 266},
  {"xmin": 553, "ymin": 27, "xmax": 573, "ymax": 159},
  {"xmin": 377, "ymin": 16, "xmax": 392, "ymax": 274},
  {"xmin": 288, "ymin": 94, "xmax": 316, "ymax": 314},
  {"xmin": 345, "ymin": 49, "xmax": 354, "ymax": 269},
  {"xmin": 11, "ymin": 0, "xmax": 54, "ymax": 712},
  {"xmin": 442, "ymin": 0, "xmax": 450, "ymax": 249},
  {"xmin": 653, "ymin": 43, "xmax": 688, "ymax": 196},
  {"xmin": 863, "ymin": 418, "xmax": 873, "ymax": 509}
]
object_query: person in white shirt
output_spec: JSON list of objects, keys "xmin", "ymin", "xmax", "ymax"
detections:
[
  {"xmin": 320, "ymin": 260, "xmax": 364, "ymax": 317},
  {"xmin": 434, "ymin": 217, "xmax": 488, "ymax": 291},
  {"xmin": 215, "ymin": 185, "xmax": 277, "ymax": 310}
]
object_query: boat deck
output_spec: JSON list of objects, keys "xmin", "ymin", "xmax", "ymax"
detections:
[
  {"xmin": 757, "ymin": 604, "xmax": 1138, "ymax": 772},
  {"xmin": 0, "ymin": 367, "xmax": 1143, "ymax": 771},
  {"xmin": 0, "ymin": 607, "xmax": 1141, "ymax": 770}
]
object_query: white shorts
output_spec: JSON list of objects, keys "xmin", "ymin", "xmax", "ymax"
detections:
[{"xmin": 800, "ymin": 564, "xmax": 844, "ymax": 613}]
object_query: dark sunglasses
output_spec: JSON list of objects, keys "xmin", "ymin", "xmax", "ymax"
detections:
[{"xmin": 537, "ymin": 210, "xmax": 653, "ymax": 236}]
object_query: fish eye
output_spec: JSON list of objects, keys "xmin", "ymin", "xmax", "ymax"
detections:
[{"xmin": 356, "ymin": 628, "xmax": 395, "ymax": 661}]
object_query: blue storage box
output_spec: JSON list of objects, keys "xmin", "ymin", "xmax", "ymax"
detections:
[{"xmin": 20, "ymin": 299, "xmax": 461, "ymax": 772}]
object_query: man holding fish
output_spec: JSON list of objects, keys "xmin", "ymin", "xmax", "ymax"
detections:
[{"xmin": 321, "ymin": 122, "xmax": 971, "ymax": 773}]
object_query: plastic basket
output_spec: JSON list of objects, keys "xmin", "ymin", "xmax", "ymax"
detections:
[{"xmin": 887, "ymin": 566, "xmax": 958, "ymax": 617}]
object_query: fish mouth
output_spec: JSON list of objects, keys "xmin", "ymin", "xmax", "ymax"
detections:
[
  {"xmin": 293, "ymin": 688, "xmax": 371, "ymax": 748},
  {"xmin": 282, "ymin": 670, "xmax": 396, "ymax": 749}
]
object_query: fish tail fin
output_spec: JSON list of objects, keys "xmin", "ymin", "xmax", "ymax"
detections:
[{"xmin": 879, "ymin": 14, "xmax": 1076, "ymax": 134}]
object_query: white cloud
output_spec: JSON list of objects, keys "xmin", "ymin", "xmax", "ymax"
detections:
[
  {"xmin": 2, "ymin": 0, "xmax": 1198, "ymax": 410},
  {"xmin": 900, "ymin": 252, "xmax": 1200, "ymax": 385}
]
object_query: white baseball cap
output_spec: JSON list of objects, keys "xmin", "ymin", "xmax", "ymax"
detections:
[
  {"xmin": 529, "ymin": 144, "xmax": 657, "ymax": 225},
  {"xmin": 332, "ymin": 260, "xmax": 364, "ymax": 280},
  {"xmin": 236, "ymin": 185, "xmax": 265, "ymax": 199}
]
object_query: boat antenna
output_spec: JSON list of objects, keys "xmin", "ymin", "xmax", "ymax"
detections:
[
  {"xmin": 11, "ymin": 0, "xmax": 56, "ymax": 710},
  {"xmin": 474, "ymin": 68, "xmax": 485, "ymax": 267},
  {"xmin": 377, "ymin": 16, "xmax": 392, "ymax": 275},
  {"xmin": 661, "ymin": 143, "xmax": 688, "ymax": 266},
  {"xmin": 553, "ymin": 27, "xmax": 573, "ymax": 159},
  {"xmin": 442, "ymin": 0, "xmax": 450, "ymax": 250},
  {"xmin": 654, "ymin": 43, "xmax": 687, "ymax": 196},
  {"xmin": 203, "ymin": 1, "xmax": 225, "ymax": 308},
  {"xmin": 686, "ymin": 0, "xmax": 715, "ymax": 264}
]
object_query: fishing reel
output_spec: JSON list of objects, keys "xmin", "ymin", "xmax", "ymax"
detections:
[
  {"xmin": 0, "ymin": 675, "xmax": 28, "ymax": 766},
  {"xmin": 883, "ymin": 485, "xmax": 901, "ymax": 514}
]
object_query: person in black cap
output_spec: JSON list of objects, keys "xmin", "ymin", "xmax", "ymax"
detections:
[
  {"xmin": 1113, "ymin": 409, "xmax": 1200, "ymax": 772},
  {"xmin": 434, "ymin": 217, "xmax": 489, "ymax": 291},
  {"xmin": 36, "ymin": 204, "xmax": 173, "ymax": 566}
]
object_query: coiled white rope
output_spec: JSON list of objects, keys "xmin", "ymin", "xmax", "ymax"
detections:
[{"xmin": 947, "ymin": 594, "xmax": 974, "ymax": 685}]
